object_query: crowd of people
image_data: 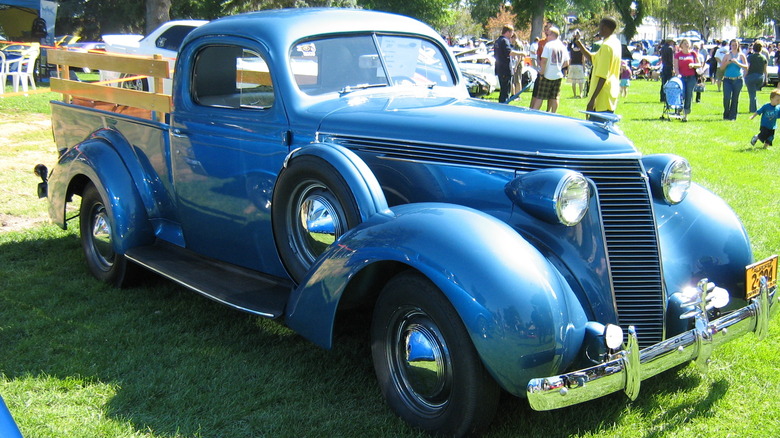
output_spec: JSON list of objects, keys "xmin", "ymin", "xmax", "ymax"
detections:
[
  {"xmin": 486, "ymin": 24, "xmax": 779, "ymax": 147},
  {"xmin": 493, "ymin": 17, "xmax": 622, "ymax": 116}
]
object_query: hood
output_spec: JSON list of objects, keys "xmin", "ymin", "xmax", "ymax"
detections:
[{"xmin": 314, "ymin": 95, "xmax": 638, "ymax": 158}]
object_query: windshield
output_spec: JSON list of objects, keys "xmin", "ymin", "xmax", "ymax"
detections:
[{"xmin": 291, "ymin": 34, "xmax": 455, "ymax": 96}]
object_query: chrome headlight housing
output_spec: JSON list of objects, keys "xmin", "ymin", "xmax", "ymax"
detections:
[
  {"xmin": 643, "ymin": 154, "xmax": 692, "ymax": 205},
  {"xmin": 662, "ymin": 159, "xmax": 691, "ymax": 204},
  {"xmin": 555, "ymin": 173, "xmax": 590, "ymax": 226},
  {"xmin": 505, "ymin": 169, "xmax": 591, "ymax": 227}
]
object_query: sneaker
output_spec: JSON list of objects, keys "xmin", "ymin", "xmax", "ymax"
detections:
[{"xmin": 751, "ymin": 135, "xmax": 758, "ymax": 146}]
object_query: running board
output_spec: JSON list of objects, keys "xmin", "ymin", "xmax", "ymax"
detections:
[{"xmin": 125, "ymin": 242, "xmax": 292, "ymax": 318}]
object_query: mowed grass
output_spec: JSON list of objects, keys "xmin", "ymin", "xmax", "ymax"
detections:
[{"xmin": 0, "ymin": 80, "xmax": 778, "ymax": 437}]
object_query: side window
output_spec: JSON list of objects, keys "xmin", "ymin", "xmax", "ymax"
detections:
[
  {"xmin": 193, "ymin": 45, "xmax": 274, "ymax": 110},
  {"xmin": 155, "ymin": 25, "xmax": 198, "ymax": 52}
]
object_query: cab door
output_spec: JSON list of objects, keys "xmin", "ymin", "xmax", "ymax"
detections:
[{"xmin": 169, "ymin": 40, "xmax": 290, "ymax": 277}]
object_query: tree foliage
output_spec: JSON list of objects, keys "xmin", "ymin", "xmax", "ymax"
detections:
[
  {"xmin": 652, "ymin": 0, "xmax": 746, "ymax": 41},
  {"xmin": 358, "ymin": 0, "xmax": 456, "ymax": 29},
  {"xmin": 613, "ymin": 0, "xmax": 644, "ymax": 42}
]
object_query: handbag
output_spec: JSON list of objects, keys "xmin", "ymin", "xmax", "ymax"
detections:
[{"xmin": 693, "ymin": 83, "xmax": 705, "ymax": 92}]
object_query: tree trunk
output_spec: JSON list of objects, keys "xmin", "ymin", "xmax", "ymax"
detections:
[
  {"xmin": 530, "ymin": 3, "xmax": 545, "ymax": 41},
  {"xmin": 146, "ymin": 0, "xmax": 172, "ymax": 34}
]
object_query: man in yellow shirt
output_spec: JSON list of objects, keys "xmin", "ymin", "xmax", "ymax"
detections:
[{"xmin": 575, "ymin": 17, "xmax": 621, "ymax": 113}]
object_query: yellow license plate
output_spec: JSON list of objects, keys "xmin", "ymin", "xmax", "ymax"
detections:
[{"xmin": 746, "ymin": 255, "xmax": 778, "ymax": 299}]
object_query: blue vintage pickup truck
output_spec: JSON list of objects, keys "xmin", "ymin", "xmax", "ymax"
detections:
[{"xmin": 38, "ymin": 8, "xmax": 777, "ymax": 436}]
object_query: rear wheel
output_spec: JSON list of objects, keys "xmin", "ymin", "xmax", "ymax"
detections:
[
  {"xmin": 371, "ymin": 272, "xmax": 500, "ymax": 436},
  {"xmin": 79, "ymin": 183, "xmax": 134, "ymax": 287}
]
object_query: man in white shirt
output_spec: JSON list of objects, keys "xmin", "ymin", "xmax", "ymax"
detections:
[{"xmin": 530, "ymin": 26, "xmax": 569, "ymax": 113}]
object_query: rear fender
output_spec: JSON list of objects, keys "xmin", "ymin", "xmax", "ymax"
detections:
[
  {"xmin": 286, "ymin": 203, "xmax": 587, "ymax": 395},
  {"xmin": 49, "ymin": 137, "xmax": 154, "ymax": 252}
]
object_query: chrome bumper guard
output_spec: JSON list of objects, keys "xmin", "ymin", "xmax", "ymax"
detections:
[{"xmin": 527, "ymin": 277, "xmax": 778, "ymax": 411}]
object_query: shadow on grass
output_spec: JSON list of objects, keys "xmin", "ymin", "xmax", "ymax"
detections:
[{"xmin": 0, "ymin": 228, "xmax": 736, "ymax": 437}]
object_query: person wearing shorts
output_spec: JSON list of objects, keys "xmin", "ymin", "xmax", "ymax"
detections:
[
  {"xmin": 530, "ymin": 26, "xmax": 569, "ymax": 113},
  {"xmin": 567, "ymin": 33, "xmax": 586, "ymax": 98},
  {"xmin": 749, "ymin": 89, "xmax": 780, "ymax": 148}
]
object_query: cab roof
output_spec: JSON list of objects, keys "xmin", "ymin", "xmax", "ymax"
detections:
[{"xmin": 184, "ymin": 8, "xmax": 443, "ymax": 52}]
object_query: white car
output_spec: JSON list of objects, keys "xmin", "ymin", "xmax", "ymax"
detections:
[
  {"xmin": 454, "ymin": 47, "xmax": 498, "ymax": 92},
  {"xmin": 101, "ymin": 20, "xmax": 208, "ymax": 93}
]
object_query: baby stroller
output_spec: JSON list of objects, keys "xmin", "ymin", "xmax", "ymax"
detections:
[{"xmin": 660, "ymin": 77, "xmax": 685, "ymax": 121}]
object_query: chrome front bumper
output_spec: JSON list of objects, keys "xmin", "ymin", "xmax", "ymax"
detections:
[{"xmin": 527, "ymin": 277, "xmax": 778, "ymax": 411}]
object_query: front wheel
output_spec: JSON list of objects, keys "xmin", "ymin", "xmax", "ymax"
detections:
[
  {"xmin": 371, "ymin": 272, "xmax": 500, "ymax": 436},
  {"xmin": 79, "ymin": 183, "xmax": 134, "ymax": 287}
]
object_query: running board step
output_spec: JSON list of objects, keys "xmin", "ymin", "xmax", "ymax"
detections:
[{"xmin": 126, "ymin": 242, "xmax": 292, "ymax": 318}]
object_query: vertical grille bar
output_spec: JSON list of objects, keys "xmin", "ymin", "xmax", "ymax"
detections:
[{"xmin": 583, "ymin": 165, "xmax": 665, "ymax": 348}]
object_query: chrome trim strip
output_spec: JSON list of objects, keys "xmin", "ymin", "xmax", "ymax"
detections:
[
  {"xmin": 527, "ymin": 281, "xmax": 778, "ymax": 411},
  {"xmin": 319, "ymin": 132, "xmax": 642, "ymax": 161}
]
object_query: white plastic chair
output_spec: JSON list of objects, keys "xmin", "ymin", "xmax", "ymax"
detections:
[
  {"xmin": 6, "ymin": 45, "xmax": 39, "ymax": 94},
  {"xmin": 0, "ymin": 51, "xmax": 8, "ymax": 95}
]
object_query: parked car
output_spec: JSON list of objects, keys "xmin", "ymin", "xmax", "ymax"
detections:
[
  {"xmin": 454, "ymin": 47, "xmax": 498, "ymax": 91},
  {"xmin": 64, "ymin": 42, "xmax": 106, "ymax": 73},
  {"xmin": 0, "ymin": 395, "xmax": 22, "ymax": 438},
  {"xmin": 101, "ymin": 19, "xmax": 208, "ymax": 92},
  {"xmin": 43, "ymin": 9, "xmax": 778, "ymax": 437},
  {"xmin": 462, "ymin": 70, "xmax": 491, "ymax": 97},
  {"xmin": 54, "ymin": 34, "xmax": 80, "ymax": 47}
]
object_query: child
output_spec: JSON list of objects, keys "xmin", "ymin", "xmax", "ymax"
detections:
[
  {"xmin": 750, "ymin": 89, "xmax": 780, "ymax": 148},
  {"xmin": 619, "ymin": 61, "xmax": 631, "ymax": 97}
]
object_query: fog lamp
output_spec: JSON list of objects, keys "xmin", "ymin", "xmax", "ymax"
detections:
[{"xmin": 604, "ymin": 324, "xmax": 624, "ymax": 350}]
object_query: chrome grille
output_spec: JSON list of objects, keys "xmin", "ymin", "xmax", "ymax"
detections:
[{"xmin": 328, "ymin": 135, "xmax": 666, "ymax": 347}]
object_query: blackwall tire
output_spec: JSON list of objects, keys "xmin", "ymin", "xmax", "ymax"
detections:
[
  {"xmin": 79, "ymin": 183, "xmax": 135, "ymax": 287},
  {"xmin": 371, "ymin": 272, "xmax": 500, "ymax": 437},
  {"xmin": 271, "ymin": 155, "xmax": 361, "ymax": 284}
]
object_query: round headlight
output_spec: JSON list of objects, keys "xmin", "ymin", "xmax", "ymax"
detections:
[
  {"xmin": 555, "ymin": 174, "xmax": 590, "ymax": 226},
  {"xmin": 604, "ymin": 324, "xmax": 624, "ymax": 350},
  {"xmin": 662, "ymin": 158, "xmax": 691, "ymax": 204}
]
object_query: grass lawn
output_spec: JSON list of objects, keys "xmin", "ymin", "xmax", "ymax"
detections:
[{"xmin": 0, "ymin": 79, "xmax": 778, "ymax": 437}]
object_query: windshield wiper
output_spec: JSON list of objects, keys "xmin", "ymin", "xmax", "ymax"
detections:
[{"xmin": 339, "ymin": 83, "xmax": 388, "ymax": 95}]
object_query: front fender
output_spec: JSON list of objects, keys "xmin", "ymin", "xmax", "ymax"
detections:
[
  {"xmin": 286, "ymin": 203, "xmax": 587, "ymax": 396},
  {"xmin": 48, "ymin": 138, "xmax": 154, "ymax": 252},
  {"xmin": 656, "ymin": 183, "xmax": 753, "ymax": 311},
  {"xmin": 285, "ymin": 142, "xmax": 392, "ymax": 220}
]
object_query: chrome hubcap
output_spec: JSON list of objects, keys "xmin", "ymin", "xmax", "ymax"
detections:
[
  {"xmin": 91, "ymin": 208, "xmax": 115, "ymax": 269},
  {"xmin": 294, "ymin": 185, "xmax": 343, "ymax": 263},
  {"xmin": 389, "ymin": 308, "xmax": 452, "ymax": 413}
]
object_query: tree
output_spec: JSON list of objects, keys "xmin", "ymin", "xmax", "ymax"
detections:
[
  {"xmin": 468, "ymin": 0, "xmax": 505, "ymax": 27},
  {"xmin": 485, "ymin": 5, "xmax": 516, "ymax": 40},
  {"xmin": 146, "ymin": 0, "xmax": 171, "ymax": 34},
  {"xmin": 357, "ymin": 0, "xmax": 455, "ymax": 29},
  {"xmin": 654, "ymin": 0, "xmax": 746, "ymax": 42},
  {"xmin": 438, "ymin": 6, "xmax": 483, "ymax": 42},
  {"xmin": 613, "ymin": 0, "xmax": 644, "ymax": 43}
]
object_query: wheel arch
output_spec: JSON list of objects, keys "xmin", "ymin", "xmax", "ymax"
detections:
[
  {"xmin": 655, "ymin": 183, "xmax": 754, "ymax": 307},
  {"xmin": 285, "ymin": 202, "xmax": 588, "ymax": 396},
  {"xmin": 50, "ymin": 138, "xmax": 155, "ymax": 252},
  {"xmin": 279, "ymin": 142, "xmax": 393, "ymax": 221}
]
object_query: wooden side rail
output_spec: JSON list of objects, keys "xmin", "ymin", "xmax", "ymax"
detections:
[{"xmin": 48, "ymin": 50, "xmax": 172, "ymax": 119}]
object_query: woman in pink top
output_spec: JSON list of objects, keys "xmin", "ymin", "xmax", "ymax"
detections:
[{"xmin": 673, "ymin": 39, "xmax": 701, "ymax": 120}]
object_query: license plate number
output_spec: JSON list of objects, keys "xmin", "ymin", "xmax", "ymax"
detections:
[{"xmin": 746, "ymin": 255, "xmax": 778, "ymax": 299}]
